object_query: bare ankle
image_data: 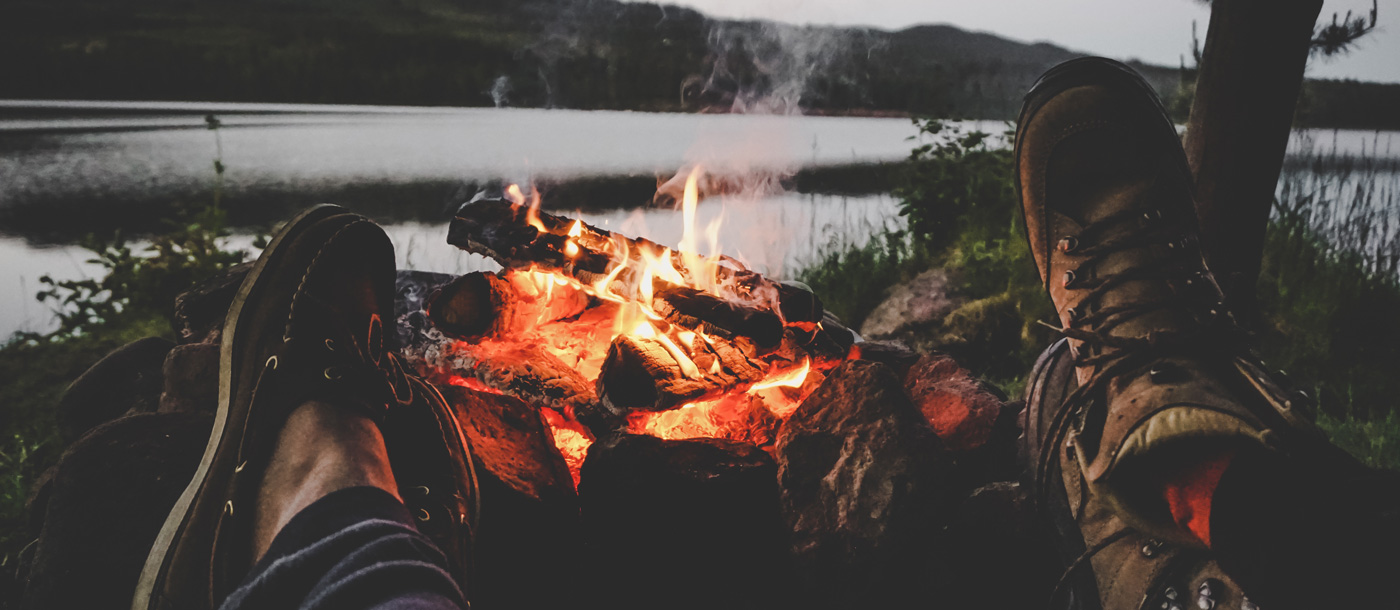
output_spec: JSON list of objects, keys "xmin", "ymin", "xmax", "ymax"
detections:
[{"xmin": 251, "ymin": 401, "xmax": 398, "ymax": 561}]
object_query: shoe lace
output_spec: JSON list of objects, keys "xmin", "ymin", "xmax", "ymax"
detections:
[{"xmin": 1033, "ymin": 204, "xmax": 1250, "ymax": 511}]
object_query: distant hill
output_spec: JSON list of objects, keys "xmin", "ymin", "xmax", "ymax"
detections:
[{"xmin": 0, "ymin": 0, "xmax": 1394, "ymax": 128}]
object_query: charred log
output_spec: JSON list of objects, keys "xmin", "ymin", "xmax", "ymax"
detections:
[
  {"xmin": 447, "ymin": 198, "xmax": 641, "ymax": 276},
  {"xmin": 429, "ymin": 340, "xmax": 597, "ymax": 415},
  {"xmin": 427, "ymin": 272, "xmax": 519, "ymax": 340},
  {"xmin": 652, "ymin": 281, "xmax": 784, "ymax": 348},
  {"xmin": 426, "ymin": 271, "xmax": 591, "ymax": 341},
  {"xmin": 597, "ymin": 332, "xmax": 764, "ymax": 414}
]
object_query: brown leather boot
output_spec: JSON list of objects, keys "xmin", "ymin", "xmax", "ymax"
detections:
[
  {"xmin": 1015, "ymin": 56, "xmax": 1337, "ymax": 557},
  {"xmin": 1024, "ymin": 339, "xmax": 1263, "ymax": 610},
  {"xmin": 131, "ymin": 206, "xmax": 478, "ymax": 610}
]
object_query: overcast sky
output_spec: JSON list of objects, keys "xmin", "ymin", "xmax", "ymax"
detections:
[{"xmin": 635, "ymin": 0, "xmax": 1399, "ymax": 83}]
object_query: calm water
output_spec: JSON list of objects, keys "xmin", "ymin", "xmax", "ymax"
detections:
[
  {"xmin": 1, "ymin": 102, "xmax": 935, "ymax": 337},
  {"xmin": 2, "ymin": 101, "xmax": 1396, "ymax": 339}
]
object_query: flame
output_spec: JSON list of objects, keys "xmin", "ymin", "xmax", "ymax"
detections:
[
  {"xmin": 749, "ymin": 357, "xmax": 811, "ymax": 392},
  {"xmin": 504, "ymin": 184, "xmax": 526, "ymax": 208}
]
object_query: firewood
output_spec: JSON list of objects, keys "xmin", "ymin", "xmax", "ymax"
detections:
[
  {"xmin": 652, "ymin": 281, "xmax": 784, "ymax": 348},
  {"xmin": 596, "ymin": 332, "xmax": 764, "ymax": 414},
  {"xmin": 426, "ymin": 271, "xmax": 590, "ymax": 341},
  {"xmin": 447, "ymin": 198, "xmax": 824, "ymax": 326},
  {"xmin": 426, "ymin": 272, "xmax": 520, "ymax": 340},
  {"xmin": 432, "ymin": 339, "xmax": 597, "ymax": 415}
]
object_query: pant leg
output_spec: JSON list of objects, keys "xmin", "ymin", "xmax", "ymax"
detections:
[
  {"xmin": 1211, "ymin": 451, "xmax": 1400, "ymax": 610},
  {"xmin": 219, "ymin": 486, "xmax": 467, "ymax": 610}
]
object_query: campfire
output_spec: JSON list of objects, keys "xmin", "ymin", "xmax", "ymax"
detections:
[{"xmin": 408, "ymin": 171, "xmax": 855, "ymax": 484}]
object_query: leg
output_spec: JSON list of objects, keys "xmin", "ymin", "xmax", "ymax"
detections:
[
  {"xmin": 1016, "ymin": 58, "xmax": 1398, "ymax": 609},
  {"xmin": 221, "ymin": 402, "xmax": 464, "ymax": 610},
  {"xmin": 133, "ymin": 207, "xmax": 476, "ymax": 610}
]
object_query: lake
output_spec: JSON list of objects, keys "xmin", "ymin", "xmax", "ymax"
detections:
[
  {"xmin": 1, "ymin": 101, "xmax": 1396, "ymax": 338},
  {"xmin": 1, "ymin": 102, "xmax": 943, "ymax": 337}
]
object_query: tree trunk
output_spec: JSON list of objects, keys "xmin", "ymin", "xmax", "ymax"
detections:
[{"xmin": 1184, "ymin": 0, "xmax": 1322, "ymax": 326}]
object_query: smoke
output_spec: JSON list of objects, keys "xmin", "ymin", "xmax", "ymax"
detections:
[
  {"xmin": 691, "ymin": 21, "xmax": 879, "ymax": 115},
  {"xmin": 490, "ymin": 76, "xmax": 512, "ymax": 108}
]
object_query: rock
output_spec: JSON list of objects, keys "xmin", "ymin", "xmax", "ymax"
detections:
[
  {"xmin": 859, "ymin": 268, "xmax": 965, "ymax": 339},
  {"xmin": 24, "ymin": 412, "xmax": 212, "ymax": 610},
  {"xmin": 578, "ymin": 433, "xmax": 790, "ymax": 610},
  {"xmin": 438, "ymin": 386, "xmax": 580, "ymax": 609},
  {"xmin": 158, "ymin": 342, "xmax": 220, "ymax": 415},
  {"xmin": 774, "ymin": 360, "xmax": 953, "ymax": 607},
  {"xmin": 904, "ymin": 354, "xmax": 1004, "ymax": 452},
  {"xmin": 172, "ymin": 262, "xmax": 251, "ymax": 344},
  {"xmin": 938, "ymin": 481, "xmax": 1061, "ymax": 609},
  {"xmin": 57, "ymin": 337, "xmax": 174, "ymax": 443},
  {"xmin": 847, "ymin": 339, "xmax": 920, "ymax": 376}
]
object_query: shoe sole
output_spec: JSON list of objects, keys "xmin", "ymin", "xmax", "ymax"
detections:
[{"xmin": 131, "ymin": 204, "xmax": 350, "ymax": 610}]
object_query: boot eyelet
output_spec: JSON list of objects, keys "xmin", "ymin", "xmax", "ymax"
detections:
[
  {"xmin": 1057, "ymin": 236, "xmax": 1079, "ymax": 253},
  {"xmin": 1062, "ymin": 270, "xmax": 1077, "ymax": 288},
  {"xmin": 1064, "ymin": 307, "xmax": 1077, "ymax": 322},
  {"xmin": 324, "ymin": 338, "xmax": 336, "ymax": 351},
  {"xmin": 416, "ymin": 508, "xmax": 431, "ymax": 522},
  {"xmin": 324, "ymin": 367, "xmax": 343, "ymax": 380},
  {"xmin": 265, "ymin": 355, "xmax": 278, "ymax": 370}
]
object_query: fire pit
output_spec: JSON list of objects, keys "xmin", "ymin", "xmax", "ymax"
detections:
[
  {"xmin": 400, "ymin": 174, "xmax": 854, "ymax": 482},
  {"xmin": 377, "ymin": 175, "xmax": 1040, "ymax": 607}
]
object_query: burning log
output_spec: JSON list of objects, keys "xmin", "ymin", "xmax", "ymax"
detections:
[
  {"xmin": 447, "ymin": 198, "xmax": 824, "ymax": 325},
  {"xmin": 596, "ymin": 330, "xmax": 765, "ymax": 414},
  {"xmin": 426, "ymin": 271, "xmax": 589, "ymax": 341},
  {"xmin": 431, "ymin": 340, "xmax": 597, "ymax": 415},
  {"xmin": 652, "ymin": 280, "xmax": 783, "ymax": 348},
  {"xmin": 447, "ymin": 197, "xmax": 634, "ymax": 277}
]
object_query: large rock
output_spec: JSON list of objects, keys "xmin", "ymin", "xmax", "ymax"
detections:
[
  {"xmin": 578, "ymin": 434, "xmax": 791, "ymax": 610},
  {"xmin": 904, "ymin": 354, "xmax": 1004, "ymax": 452},
  {"xmin": 438, "ymin": 386, "xmax": 580, "ymax": 610},
  {"xmin": 24, "ymin": 412, "xmax": 212, "ymax": 610},
  {"xmin": 57, "ymin": 337, "xmax": 174, "ymax": 443},
  {"xmin": 172, "ymin": 262, "xmax": 250, "ymax": 344},
  {"xmin": 859, "ymin": 268, "xmax": 965, "ymax": 339},
  {"xmin": 774, "ymin": 360, "xmax": 953, "ymax": 607}
]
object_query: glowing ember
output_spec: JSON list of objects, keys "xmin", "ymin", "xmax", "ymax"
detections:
[{"xmin": 540, "ymin": 408, "xmax": 592, "ymax": 487}]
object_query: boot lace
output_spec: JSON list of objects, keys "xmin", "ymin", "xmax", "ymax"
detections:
[{"xmin": 1033, "ymin": 202, "xmax": 1250, "ymax": 513}]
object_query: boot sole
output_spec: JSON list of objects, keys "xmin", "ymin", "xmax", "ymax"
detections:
[{"xmin": 131, "ymin": 204, "xmax": 350, "ymax": 610}]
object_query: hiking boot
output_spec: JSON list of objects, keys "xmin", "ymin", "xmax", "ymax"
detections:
[
  {"xmin": 131, "ymin": 206, "xmax": 478, "ymax": 610},
  {"xmin": 1013, "ymin": 57, "xmax": 1333, "ymax": 546},
  {"xmin": 1022, "ymin": 339, "xmax": 1259, "ymax": 610}
]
